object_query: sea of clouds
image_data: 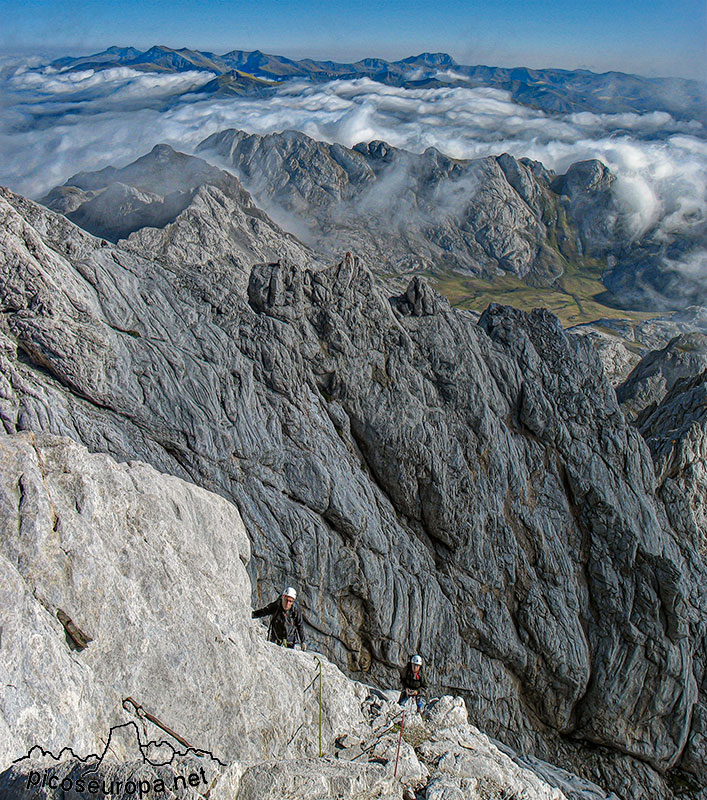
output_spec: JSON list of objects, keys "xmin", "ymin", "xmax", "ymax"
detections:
[{"xmin": 1, "ymin": 58, "xmax": 705, "ymax": 294}]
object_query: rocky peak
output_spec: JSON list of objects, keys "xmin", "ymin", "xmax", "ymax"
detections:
[
  {"xmin": 399, "ymin": 52, "xmax": 457, "ymax": 68},
  {"xmin": 39, "ymin": 146, "xmax": 314, "ymax": 277},
  {"xmin": 551, "ymin": 159, "xmax": 615, "ymax": 197},
  {"xmin": 353, "ymin": 139, "xmax": 395, "ymax": 162},
  {"xmin": 391, "ymin": 275, "xmax": 449, "ymax": 317},
  {"xmin": 54, "ymin": 143, "xmax": 231, "ymax": 199},
  {"xmin": 0, "ymin": 431, "xmax": 629, "ymax": 799},
  {"xmin": 196, "ymin": 128, "xmax": 585, "ymax": 282}
]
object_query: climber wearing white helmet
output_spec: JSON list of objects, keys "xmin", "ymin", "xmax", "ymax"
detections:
[
  {"xmin": 399, "ymin": 654, "xmax": 426, "ymax": 711},
  {"xmin": 252, "ymin": 586, "xmax": 306, "ymax": 649}
]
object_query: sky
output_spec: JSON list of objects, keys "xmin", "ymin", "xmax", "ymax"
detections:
[{"xmin": 1, "ymin": 0, "xmax": 705, "ymax": 80}]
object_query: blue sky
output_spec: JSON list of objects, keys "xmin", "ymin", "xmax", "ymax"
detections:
[{"xmin": 1, "ymin": 0, "xmax": 705, "ymax": 79}]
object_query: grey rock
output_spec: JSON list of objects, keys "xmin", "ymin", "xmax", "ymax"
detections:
[
  {"xmin": 40, "ymin": 185, "xmax": 91, "ymax": 216},
  {"xmin": 620, "ymin": 351, "xmax": 707, "ymax": 786},
  {"xmin": 40, "ymin": 146, "xmax": 317, "ymax": 294},
  {"xmin": 567, "ymin": 326, "xmax": 644, "ymax": 384},
  {"xmin": 1, "ymin": 188, "xmax": 705, "ymax": 798},
  {"xmin": 196, "ymin": 128, "xmax": 704, "ymax": 312},
  {"xmin": 417, "ymin": 697, "xmax": 618, "ymax": 800},
  {"xmin": 637, "ymin": 368, "xmax": 707, "ymax": 551},
  {"xmin": 196, "ymin": 129, "xmax": 576, "ymax": 284},
  {"xmin": 41, "ymin": 144, "xmax": 236, "ymax": 241},
  {"xmin": 236, "ymin": 758, "xmax": 400, "ymax": 800},
  {"xmin": 573, "ymin": 310, "xmax": 707, "ymax": 353},
  {"xmin": 568, "ymin": 312, "xmax": 707, "ymax": 385},
  {"xmin": 551, "ymin": 160, "xmax": 618, "ymax": 257},
  {"xmin": 390, "ymin": 275, "xmax": 450, "ymax": 317},
  {"xmin": 0, "ymin": 430, "xmax": 630, "ymax": 800},
  {"xmin": 617, "ymin": 332, "xmax": 707, "ymax": 421},
  {"xmin": 43, "ymin": 133, "xmax": 703, "ymax": 317},
  {"xmin": 0, "ymin": 431, "xmax": 369, "ymax": 771}
]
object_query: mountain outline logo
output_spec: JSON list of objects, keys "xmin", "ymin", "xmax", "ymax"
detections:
[{"xmin": 2, "ymin": 721, "xmax": 226, "ymax": 797}]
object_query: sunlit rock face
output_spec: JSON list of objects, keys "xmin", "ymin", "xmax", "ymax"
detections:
[
  {"xmin": 197, "ymin": 129, "xmax": 594, "ymax": 284},
  {"xmin": 1, "ymin": 186, "xmax": 705, "ymax": 798},
  {"xmin": 0, "ymin": 431, "xmax": 370, "ymax": 767}
]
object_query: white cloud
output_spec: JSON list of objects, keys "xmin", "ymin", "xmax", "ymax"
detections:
[
  {"xmin": 0, "ymin": 65, "xmax": 704, "ymax": 258},
  {"xmin": 8, "ymin": 64, "xmax": 216, "ymax": 100},
  {"xmin": 432, "ymin": 69, "xmax": 472, "ymax": 83}
]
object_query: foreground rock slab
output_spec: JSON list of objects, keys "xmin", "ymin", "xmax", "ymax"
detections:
[{"xmin": 0, "ymin": 432, "xmax": 367, "ymax": 770}]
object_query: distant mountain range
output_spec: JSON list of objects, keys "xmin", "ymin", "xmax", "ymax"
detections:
[
  {"xmin": 41, "ymin": 133, "xmax": 706, "ymax": 320},
  {"xmin": 50, "ymin": 44, "xmax": 707, "ymax": 121}
]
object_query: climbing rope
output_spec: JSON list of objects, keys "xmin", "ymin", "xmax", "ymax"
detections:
[
  {"xmin": 313, "ymin": 656, "xmax": 323, "ymax": 757},
  {"xmin": 394, "ymin": 708, "xmax": 407, "ymax": 778}
]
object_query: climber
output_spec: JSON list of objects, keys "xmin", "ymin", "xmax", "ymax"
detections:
[
  {"xmin": 399, "ymin": 654, "xmax": 426, "ymax": 712},
  {"xmin": 252, "ymin": 586, "xmax": 307, "ymax": 650}
]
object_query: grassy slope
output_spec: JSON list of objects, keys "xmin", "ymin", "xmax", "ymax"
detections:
[
  {"xmin": 422, "ymin": 200, "xmax": 657, "ymax": 327},
  {"xmin": 432, "ymin": 270, "xmax": 656, "ymax": 326},
  {"xmin": 411, "ymin": 257, "xmax": 658, "ymax": 327}
]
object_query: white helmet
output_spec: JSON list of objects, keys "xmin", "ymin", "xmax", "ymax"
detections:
[
  {"xmin": 283, "ymin": 587, "xmax": 297, "ymax": 599},
  {"xmin": 411, "ymin": 654, "xmax": 423, "ymax": 666}
]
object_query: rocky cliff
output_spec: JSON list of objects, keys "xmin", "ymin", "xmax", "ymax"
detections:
[
  {"xmin": 196, "ymin": 129, "xmax": 705, "ymax": 313},
  {"xmin": 43, "ymin": 135, "xmax": 706, "ymax": 320},
  {"xmin": 616, "ymin": 333, "xmax": 707, "ymax": 421},
  {"xmin": 568, "ymin": 314, "xmax": 707, "ymax": 386},
  {"xmin": 41, "ymin": 145, "xmax": 316, "ymax": 296},
  {"xmin": 196, "ymin": 129, "xmax": 614, "ymax": 286},
  {"xmin": 0, "ymin": 186, "xmax": 705, "ymax": 798},
  {"xmin": 1, "ymin": 431, "xmax": 636, "ymax": 800}
]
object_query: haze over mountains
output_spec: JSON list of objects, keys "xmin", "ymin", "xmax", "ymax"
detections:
[
  {"xmin": 2, "ymin": 44, "xmax": 705, "ymax": 322},
  {"xmin": 46, "ymin": 45, "xmax": 707, "ymax": 121},
  {"xmin": 39, "ymin": 132, "xmax": 705, "ymax": 330}
]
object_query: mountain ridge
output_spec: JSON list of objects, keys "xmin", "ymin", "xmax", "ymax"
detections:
[
  {"xmin": 39, "ymin": 135, "xmax": 705, "ymax": 326},
  {"xmin": 46, "ymin": 44, "xmax": 707, "ymax": 121}
]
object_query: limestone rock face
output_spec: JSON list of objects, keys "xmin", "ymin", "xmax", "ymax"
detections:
[
  {"xmin": 567, "ymin": 326, "xmax": 644, "ymax": 384},
  {"xmin": 197, "ymin": 129, "xmax": 577, "ymax": 283},
  {"xmin": 123, "ymin": 182, "xmax": 318, "ymax": 297},
  {"xmin": 568, "ymin": 314, "xmax": 707, "ymax": 386},
  {"xmin": 638, "ymin": 368, "xmax": 707, "ymax": 549},
  {"xmin": 617, "ymin": 332, "xmax": 707, "ymax": 421},
  {"xmin": 1, "ymin": 188, "xmax": 705, "ymax": 798},
  {"xmin": 41, "ymin": 144, "xmax": 237, "ymax": 241},
  {"xmin": 0, "ymin": 431, "xmax": 369, "ymax": 770},
  {"xmin": 234, "ymin": 759, "xmax": 399, "ymax": 800},
  {"xmin": 41, "ymin": 145, "xmax": 316, "ymax": 293},
  {"xmin": 195, "ymin": 129, "xmax": 704, "ymax": 312},
  {"xmin": 550, "ymin": 159, "xmax": 618, "ymax": 257},
  {"xmin": 637, "ymin": 368, "xmax": 707, "ymax": 783},
  {"xmin": 0, "ymin": 431, "xmax": 629, "ymax": 800}
]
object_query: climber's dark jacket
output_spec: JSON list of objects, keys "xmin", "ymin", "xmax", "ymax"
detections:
[
  {"xmin": 400, "ymin": 663, "xmax": 427, "ymax": 694},
  {"xmin": 252, "ymin": 599, "xmax": 305, "ymax": 646}
]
